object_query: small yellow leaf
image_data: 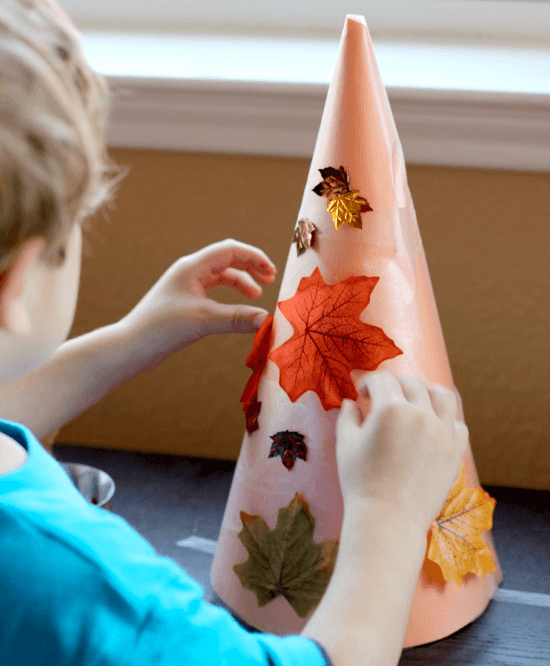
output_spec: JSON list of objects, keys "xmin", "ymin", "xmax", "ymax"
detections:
[
  {"xmin": 426, "ymin": 463, "xmax": 497, "ymax": 586},
  {"xmin": 313, "ymin": 166, "xmax": 373, "ymax": 231},
  {"xmin": 327, "ymin": 191, "xmax": 366, "ymax": 229}
]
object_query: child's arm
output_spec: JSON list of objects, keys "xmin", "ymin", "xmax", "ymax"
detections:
[
  {"xmin": 301, "ymin": 372, "xmax": 469, "ymax": 666},
  {"xmin": 0, "ymin": 322, "xmax": 141, "ymax": 441},
  {"xmin": 0, "ymin": 239, "xmax": 275, "ymax": 441},
  {"xmin": 304, "ymin": 495, "xmax": 428, "ymax": 666}
]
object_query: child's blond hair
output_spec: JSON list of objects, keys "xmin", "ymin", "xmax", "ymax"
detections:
[{"xmin": 0, "ymin": 0, "xmax": 128, "ymax": 271}]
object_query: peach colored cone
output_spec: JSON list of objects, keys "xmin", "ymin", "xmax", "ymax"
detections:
[{"xmin": 211, "ymin": 14, "xmax": 502, "ymax": 646}]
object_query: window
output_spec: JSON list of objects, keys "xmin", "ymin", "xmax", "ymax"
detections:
[
  {"xmin": 58, "ymin": 0, "xmax": 550, "ymax": 171},
  {"xmin": 61, "ymin": 0, "xmax": 549, "ymax": 47}
]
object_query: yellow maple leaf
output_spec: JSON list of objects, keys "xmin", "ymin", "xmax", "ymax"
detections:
[
  {"xmin": 426, "ymin": 463, "xmax": 497, "ymax": 586},
  {"xmin": 327, "ymin": 190, "xmax": 369, "ymax": 229}
]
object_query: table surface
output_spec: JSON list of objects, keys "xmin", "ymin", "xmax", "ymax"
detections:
[{"xmin": 53, "ymin": 443, "xmax": 550, "ymax": 666}]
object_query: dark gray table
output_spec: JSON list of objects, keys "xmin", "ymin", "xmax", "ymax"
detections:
[{"xmin": 53, "ymin": 444, "xmax": 550, "ymax": 666}]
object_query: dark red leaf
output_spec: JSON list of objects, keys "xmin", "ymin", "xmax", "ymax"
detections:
[
  {"xmin": 269, "ymin": 430, "xmax": 308, "ymax": 471},
  {"xmin": 240, "ymin": 314, "xmax": 274, "ymax": 422},
  {"xmin": 245, "ymin": 396, "xmax": 262, "ymax": 434}
]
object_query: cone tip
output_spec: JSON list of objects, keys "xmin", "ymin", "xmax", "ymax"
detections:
[{"xmin": 345, "ymin": 14, "xmax": 367, "ymax": 26}]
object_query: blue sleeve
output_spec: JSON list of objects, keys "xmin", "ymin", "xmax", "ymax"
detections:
[
  {"xmin": 0, "ymin": 423, "xmax": 334, "ymax": 666},
  {"xmin": 305, "ymin": 639, "xmax": 333, "ymax": 666},
  {"xmin": 0, "ymin": 505, "xmax": 333, "ymax": 666},
  {"xmin": 132, "ymin": 567, "xmax": 334, "ymax": 666}
]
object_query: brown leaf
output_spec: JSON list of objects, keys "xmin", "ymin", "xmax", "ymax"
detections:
[
  {"xmin": 234, "ymin": 493, "xmax": 339, "ymax": 617},
  {"xmin": 312, "ymin": 166, "xmax": 350, "ymax": 198},
  {"xmin": 292, "ymin": 218, "xmax": 318, "ymax": 256}
]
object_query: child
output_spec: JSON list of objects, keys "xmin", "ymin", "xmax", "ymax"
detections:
[{"xmin": 0, "ymin": 2, "xmax": 469, "ymax": 665}]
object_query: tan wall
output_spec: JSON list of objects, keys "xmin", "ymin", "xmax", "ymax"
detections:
[{"xmin": 56, "ymin": 149, "xmax": 550, "ymax": 490}]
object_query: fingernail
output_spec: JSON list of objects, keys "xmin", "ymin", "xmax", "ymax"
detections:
[
  {"xmin": 253, "ymin": 313, "xmax": 268, "ymax": 327},
  {"xmin": 358, "ymin": 381, "xmax": 370, "ymax": 396}
]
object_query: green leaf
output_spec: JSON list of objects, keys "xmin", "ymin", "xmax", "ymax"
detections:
[{"xmin": 234, "ymin": 493, "xmax": 339, "ymax": 617}]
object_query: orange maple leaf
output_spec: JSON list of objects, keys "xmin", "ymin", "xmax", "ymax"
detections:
[
  {"xmin": 426, "ymin": 463, "xmax": 497, "ymax": 586},
  {"xmin": 240, "ymin": 314, "xmax": 274, "ymax": 431},
  {"xmin": 269, "ymin": 267, "xmax": 402, "ymax": 410}
]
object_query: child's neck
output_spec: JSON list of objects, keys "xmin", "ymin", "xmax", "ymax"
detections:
[{"xmin": 0, "ymin": 433, "xmax": 28, "ymax": 475}]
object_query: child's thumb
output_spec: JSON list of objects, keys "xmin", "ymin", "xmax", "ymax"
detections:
[
  {"xmin": 202, "ymin": 302, "xmax": 269, "ymax": 335},
  {"xmin": 337, "ymin": 398, "xmax": 361, "ymax": 430}
]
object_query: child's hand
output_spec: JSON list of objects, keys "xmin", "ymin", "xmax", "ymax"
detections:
[
  {"xmin": 335, "ymin": 371, "xmax": 469, "ymax": 534},
  {"xmin": 119, "ymin": 239, "xmax": 276, "ymax": 370}
]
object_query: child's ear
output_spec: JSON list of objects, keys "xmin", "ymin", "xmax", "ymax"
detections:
[{"xmin": 0, "ymin": 237, "xmax": 46, "ymax": 336}]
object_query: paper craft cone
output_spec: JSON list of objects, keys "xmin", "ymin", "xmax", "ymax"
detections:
[{"xmin": 210, "ymin": 15, "xmax": 503, "ymax": 646}]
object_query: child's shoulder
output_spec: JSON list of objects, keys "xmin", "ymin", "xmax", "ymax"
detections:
[{"xmin": 0, "ymin": 432, "xmax": 28, "ymax": 476}]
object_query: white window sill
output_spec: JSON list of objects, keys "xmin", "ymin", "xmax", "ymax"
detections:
[{"xmin": 82, "ymin": 32, "xmax": 550, "ymax": 172}]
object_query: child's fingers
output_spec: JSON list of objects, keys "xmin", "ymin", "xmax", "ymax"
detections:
[
  {"xmin": 201, "ymin": 267, "xmax": 263, "ymax": 298},
  {"xmin": 358, "ymin": 371, "xmax": 407, "ymax": 410},
  {"xmin": 426, "ymin": 383, "xmax": 458, "ymax": 422},
  {"xmin": 336, "ymin": 399, "xmax": 362, "ymax": 436},
  {"xmin": 395, "ymin": 373, "xmax": 432, "ymax": 410},
  {"xmin": 195, "ymin": 239, "xmax": 277, "ymax": 283},
  {"xmin": 453, "ymin": 419, "xmax": 470, "ymax": 452}
]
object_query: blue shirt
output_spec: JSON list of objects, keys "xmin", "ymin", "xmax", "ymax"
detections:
[{"xmin": 0, "ymin": 419, "xmax": 333, "ymax": 666}]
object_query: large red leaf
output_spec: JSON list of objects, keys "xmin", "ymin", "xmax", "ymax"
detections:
[{"xmin": 269, "ymin": 267, "xmax": 402, "ymax": 410}]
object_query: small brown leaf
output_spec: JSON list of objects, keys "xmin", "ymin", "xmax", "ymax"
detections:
[
  {"xmin": 292, "ymin": 218, "xmax": 318, "ymax": 256},
  {"xmin": 312, "ymin": 166, "xmax": 350, "ymax": 198},
  {"xmin": 234, "ymin": 493, "xmax": 339, "ymax": 617}
]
